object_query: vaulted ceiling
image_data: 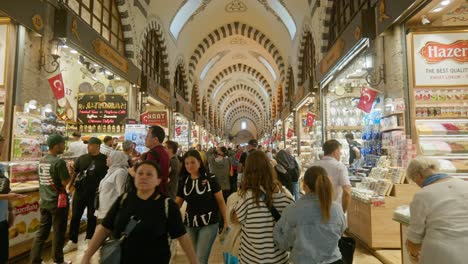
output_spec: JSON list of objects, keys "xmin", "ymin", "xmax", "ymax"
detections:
[{"xmin": 125, "ymin": 0, "xmax": 318, "ymax": 138}]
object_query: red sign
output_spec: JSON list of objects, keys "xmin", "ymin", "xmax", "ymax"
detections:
[
  {"xmin": 192, "ymin": 130, "xmax": 197, "ymax": 138},
  {"xmin": 357, "ymin": 87, "xmax": 377, "ymax": 113},
  {"xmin": 175, "ymin": 126, "xmax": 182, "ymax": 136},
  {"xmin": 419, "ymin": 40, "xmax": 468, "ymax": 64},
  {"xmin": 287, "ymin": 128, "xmax": 294, "ymax": 139},
  {"xmin": 276, "ymin": 133, "xmax": 282, "ymax": 141},
  {"xmin": 48, "ymin": 73, "xmax": 65, "ymax": 99},
  {"xmin": 306, "ymin": 112, "xmax": 315, "ymax": 127},
  {"xmin": 141, "ymin": 111, "xmax": 168, "ymax": 127}
]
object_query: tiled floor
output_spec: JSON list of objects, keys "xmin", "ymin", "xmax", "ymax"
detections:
[{"xmin": 12, "ymin": 233, "xmax": 387, "ymax": 264}]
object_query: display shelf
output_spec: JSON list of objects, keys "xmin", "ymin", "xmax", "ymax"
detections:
[
  {"xmin": 328, "ymin": 126, "xmax": 362, "ymax": 130},
  {"xmin": 381, "ymin": 127, "xmax": 405, "ymax": 133},
  {"xmin": 415, "ymin": 100, "xmax": 467, "ymax": 105},
  {"xmin": 381, "ymin": 112, "xmax": 404, "ymax": 119},
  {"xmin": 416, "ymin": 116, "xmax": 467, "ymax": 120}
]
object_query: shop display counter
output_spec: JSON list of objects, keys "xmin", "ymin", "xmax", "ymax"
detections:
[
  {"xmin": 348, "ymin": 184, "xmax": 419, "ymax": 249},
  {"xmin": 394, "ymin": 207, "xmax": 411, "ymax": 264}
]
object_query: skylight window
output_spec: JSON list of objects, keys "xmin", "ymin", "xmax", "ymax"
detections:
[
  {"xmin": 241, "ymin": 121, "xmax": 247, "ymax": 130},
  {"xmin": 200, "ymin": 54, "xmax": 221, "ymax": 80},
  {"xmin": 170, "ymin": 0, "xmax": 203, "ymax": 39},
  {"xmin": 258, "ymin": 56, "xmax": 277, "ymax": 81},
  {"xmin": 267, "ymin": 0, "xmax": 296, "ymax": 39},
  {"xmin": 212, "ymin": 80, "xmax": 228, "ymax": 99}
]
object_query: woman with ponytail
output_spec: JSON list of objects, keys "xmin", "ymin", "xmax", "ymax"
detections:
[{"xmin": 274, "ymin": 166, "xmax": 346, "ymax": 264}]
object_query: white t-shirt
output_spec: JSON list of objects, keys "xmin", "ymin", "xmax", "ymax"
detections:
[
  {"xmin": 68, "ymin": 140, "xmax": 87, "ymax": 157},
  {"xmin": 312, "ymin": 156, "xmax": 351, "ymax": 206}
]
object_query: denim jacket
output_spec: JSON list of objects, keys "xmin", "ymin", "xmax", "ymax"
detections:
[{"xmin": 273, "ymin": 194, "xmax": 346, "ymax": 264}]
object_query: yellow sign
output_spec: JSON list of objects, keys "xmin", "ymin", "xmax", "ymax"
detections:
[
  {"xmin": 71, "ymin": 17, "xmax": 81, "ymax": 42},
  {"xmin": 31, "ymin": 14, "xmax": 44, "ymax": 31},
  {"xmin": 379, "ymin": 0, "xmax": 391, "ymax": 23},
  {"xmin": 320, "ymin": 38, "xmax": 345, "ymax": 75},
  {"xmin": 92, "ymin": 39, "xmax": 129, "ymax": 74}
]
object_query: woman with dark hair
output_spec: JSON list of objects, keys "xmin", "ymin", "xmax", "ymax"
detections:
[
  {"xmin": 234, "ymin": 151, "xmax": 294, "ymax": 264},
  {"xmin": 176, "ymin": 150, "xmax": 228, "ymax": 264},
  {"xmin": 82, "ymin": 160, "xmax": 197, "ymax": 264},
  {"xmin": 274, "ymin": 166, "xmax": 346, "ymax": 264}
]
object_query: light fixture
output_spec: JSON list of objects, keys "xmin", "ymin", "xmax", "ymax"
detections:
[
  {"xmin": 431, "ymin": 7, "xmax": 443, "ymax": 12},
  {"xmin": 421, "ymin": 15, "xmax": 431, "ymax": 25},
  {"xmin": 364, "ymin": 52, "xmax": 385, "ymax": 87},
  {"xmin": 441, "ymin": 0, "xmax": 450, "ymax": 6},
  {"xmin": 38, "ymin": 38, "xmax": 61, "ymax": 73},
  {"xmin": 44, "ymin": 104, "xmax": 53, "ymax": 112},
  {"xmin": 70, "ymin": 49, "xmax": 78, "ymax": 54}
]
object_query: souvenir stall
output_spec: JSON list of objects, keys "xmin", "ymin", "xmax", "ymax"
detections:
[
  {"xmin": 295, "ymin": 95, "xmax": 322, "ymax": 169},
  {"xmin": 190, "ymin": 121, "xmax": 201, "ymax": 148},
  {"xmin": 282, "ymin": 111, "xmax": 295, "ymax": 151},
  {"xmin": 394, "ymin": 2, "xmax": 468, "ymax": 263}
]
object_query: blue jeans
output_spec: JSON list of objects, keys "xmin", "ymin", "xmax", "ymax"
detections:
[
  {"xmin": 186, "ymin": 223, "xmax": 219, "ymax": 264},
  {"xmin": 292, "ymin": 181, "xmax": 300, "ymax": 201}
]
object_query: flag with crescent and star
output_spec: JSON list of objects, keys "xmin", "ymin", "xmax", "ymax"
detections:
[
  {"xmin": 357, "ymin": 87, "xmax": 377, "ymax": 113},
  {"xmin": 287, "ymin": 128, "xmax": 294, "ymax": 139},
  {"xmin": 306, "ymin": 112, "xmax": 315, "ymax": 127},
  {"xmin": 175, "ymin": 126, "xmax": 182, "ymax": 136},
  {"xmin": 48, "ymin": 73, "xmax": 65, "ymax": 100}
]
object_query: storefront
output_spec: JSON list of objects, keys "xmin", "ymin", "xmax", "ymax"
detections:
[
  {"xmin": 173, "ymin": 94, "xmax": 193, "ymax": 151},
  {"xmin": 293, "ymin": 79, "xmax": 322, "ymax": 169}
]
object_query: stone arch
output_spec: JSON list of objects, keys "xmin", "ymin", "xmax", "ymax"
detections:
[
  {"xmin": 174, "ymin": 56, "xmax": 189, "ymax": 101},
  {"xmin": 115, "ymin": 0, "xmax": 138, "ymax": 59},
  {"xmin": 226, "ymin": 107, "xmax": 262, "ymax": 127},
  {"xmin": 207, "ymin": 63, "xmax": 272, "ymax": 98},
  {"xmin": 319, "ymin": 0, "xmax": 335, "ymax": 53},
  {"xmin": 223, "ymin": 98, "xmax": 264, "ymax": 122},
  {"xmin": 188, "ymin": 22, "xmax": 286, "ymax": 83},
  {"xmin": 217, "ymin": 84, "xmax": 267, "ymax": 112},
  {"xmin": 138, "ymin": 18, "xmax": 170, "ymax": 84},
  {"xmin": 228, "ymin": 116, "xmax": 259, "ymax": 132}
]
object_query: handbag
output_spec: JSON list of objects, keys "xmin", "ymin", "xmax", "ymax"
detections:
[
  {"xmin": 74, "ymin": 160, "xmax": 95, "ymax": 189},
  {"xmin": 100, "ymin": 216, "xmax": 140, "ymax": 264},
  {"xmin": 50, "ymin": 182, "xmax": 68, "ymax": 209},
  {"xmin": 339, "ymin": 236, "xmax": 356, "ymax": 264}
]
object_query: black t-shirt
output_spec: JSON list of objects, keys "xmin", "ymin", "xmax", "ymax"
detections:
[
  {"xmin": 102, "ymin": 192, "xmax": 186, "ymax": 264},
  {"xmin": 74, "ymin": 153, "xmax": 108, "ymax": 196},
  {"xmin": 239, "ymin": 149, "xmax": 255, "ymax": 167},
  {"xmin": 177, "ymin": 174, "xmax": 221, "ymax": 228},
  {"xmin": 348, "ymin": 140, "xmax": 361, "ymax": 165}
]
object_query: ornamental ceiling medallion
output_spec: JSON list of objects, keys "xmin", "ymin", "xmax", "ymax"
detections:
[{"xmin": 226, "ymin": 0, "xmax": 248, "ymax": 13}]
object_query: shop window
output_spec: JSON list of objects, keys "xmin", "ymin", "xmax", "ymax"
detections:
[
  {"xmin": 65, "ymin": 0, "xmax": 125, "ymax": 54},
  {"xmin": 328, "ymin": 0, "xmax": 372, "ymax": 50},
  {"xmin": 141, "ymin": 30, "xmax": 168, "ymax": 88},
  {"xmin": 300, "ymin": 31, "xmax": 315, "ymax": 85},
  {"xmin": 174, "ymin": 64, "xmax": 187, "ymax": 101}
]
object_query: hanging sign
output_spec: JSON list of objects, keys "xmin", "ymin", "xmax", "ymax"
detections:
[
  {"xmin": 77, "ymin": 93, "xmax": 128, "ymax": 132},
  {"xmin": 412, "ymin": 32, "xmax": 468, "ymax": 87},
  {"xmin": 48, "ymin": 73, "xmax": 65, "ymax": 100},
  {"xmin": 357, "ymin": 87, "xmax": 377, "ymax": 113},
  {"xmin": 141, "ymin": 111, "xmax": 168, "ymax": 127},
  {"xmin": 287, "ymin": 128, "xmax": 294, "ymax": 139},
  {"xmin": 92, "ymin": 38, "xmax": 129, "ymax": 73},
  {"xmin": 306, "ymin": 112, "xmax": 316, "ymax": 127}
]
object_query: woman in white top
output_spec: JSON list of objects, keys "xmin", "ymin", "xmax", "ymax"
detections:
[
  {"xmin": 95, "ymin": 151, "xmax": 129, "ymax": 219},
  {"xmin": 234, "ymin": 151, "xmax": 294, "ymax": 264},
  {"xmin": 406, "ymin": 157, "xmax": 468, "ymax": 264}
]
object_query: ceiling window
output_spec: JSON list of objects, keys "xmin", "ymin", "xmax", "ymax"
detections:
[
  {"xmin": 266, "ymin": 0, "xmax": 296, "ymax": 39},
  {"xmin": 141, "ymin": 30, "xmax": 169, "ymax": 88},
  {"xmin": 328, "ymin": 0, "xmax": 372, "ymax": 50},
  {"xmin": 65, "ymin": 0, "xmax": 125, "ymax": 54},
  {"xmin": 241, "ymin": 120, "xmax": 247, "ymax": 130},
  {"xmin": 258, "ymin": 55, "xmax": 277, "ymax": 81},
  {"xmin": 170, "ymin": 0, "xmax": 203, "ymax": 39}
]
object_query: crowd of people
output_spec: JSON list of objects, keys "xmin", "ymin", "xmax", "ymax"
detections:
[{"xmin": 0, "ymin": 126, "xmax": 467, "ymax": 264}]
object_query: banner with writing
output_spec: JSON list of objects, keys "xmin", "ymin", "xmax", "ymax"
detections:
[{"xmin": 77, "ymin": 93, "xmax": 128, "ymax": 133}]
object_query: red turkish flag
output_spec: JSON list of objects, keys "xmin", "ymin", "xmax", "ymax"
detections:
[
  {"xmin": 175, "ymin": 126, "xmax": 182, "ymax": 136},
  {"xmin": 287, "ymin": 128, "xmax": 294, "ymax": 139},
  {"xmin": 306, "ymin": 112, "xmax": 315, "ymax": 127},
  {"xmin": 357, "ymin": 87, "xmax": 377, "ymax": 113},
  {"xmin": 48, "ymin": 73, "xmax": 65, "ymax": 100}
]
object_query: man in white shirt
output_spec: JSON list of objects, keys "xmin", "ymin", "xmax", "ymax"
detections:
[
  {"xmin": 312, "ymin": 139, "xmax": 351, "ymax": 213},
  {"xmin": 100, "ymin": 136, "xmax": 114, "ymax": 156},
  {"xmin": 67, "ymin": 132, "xmax": 87, "ymax": 157}
]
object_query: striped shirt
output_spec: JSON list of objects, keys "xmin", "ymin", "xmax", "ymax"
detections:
[{"xmin": 234, "ymin": 188, "xmax": 294, "ymax": 264}]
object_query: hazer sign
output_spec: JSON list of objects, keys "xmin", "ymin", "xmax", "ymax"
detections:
[
  {"xmin": 412, "ymin": 32, "xmax": 468, "ymax": 87},
  {"xmin": 420, "ymin": 40, "xmax": 468, "ymax": 63}
]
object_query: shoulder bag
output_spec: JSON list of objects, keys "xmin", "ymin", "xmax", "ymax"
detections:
[
  {"xmin": 74, "ymin": 159, "xmax": 95, "ymax": 190},
  {"xmin": 100, "ymin": 193, "xmax": 141, "ymax": 264}
]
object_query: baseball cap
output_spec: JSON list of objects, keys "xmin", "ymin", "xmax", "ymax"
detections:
[
  {"xmin": 248, "ymin": 139, "xmax": 258, "ymax": 147},
  {"xmin": 87, "ymin": 137, "xmax": 102, "ymax": 145},
  {"xmin": 47, "ymin": 134, "xmax": 67, "ymax": 148}
]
